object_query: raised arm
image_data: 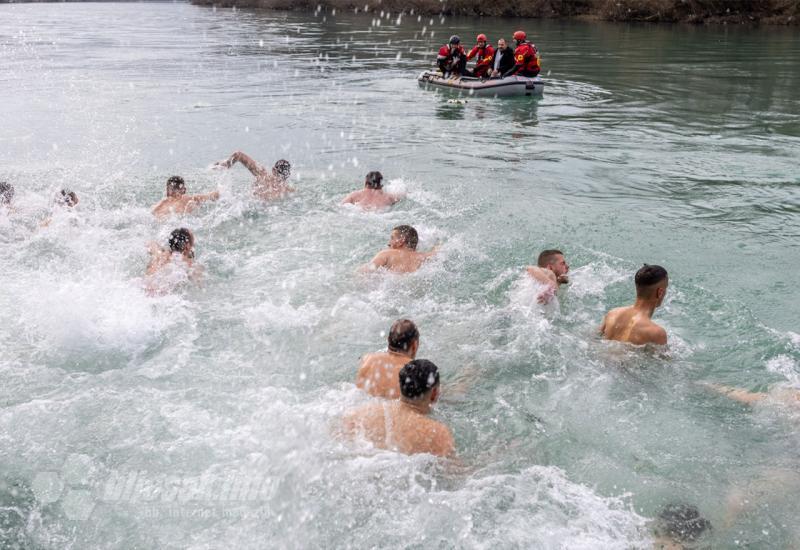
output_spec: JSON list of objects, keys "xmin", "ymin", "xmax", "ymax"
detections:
[{"xmin": 215, "ymin": 151, "xmax": 267, "ymax": 178}]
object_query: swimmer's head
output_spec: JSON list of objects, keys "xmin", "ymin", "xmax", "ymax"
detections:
[
  {"xmin": 365, "ymin": 171, "xmax": 383, "ymax": 190},
  {"xmin": 654, "ymin": 503, "xmax": 711, "ymax": 545},
  {"xmin": 635, "ymin": 264, "xmax": 668, "ymax": 305},
  {"xmin": 166, "ymin": 176, "xmax": 187, "ymax": 197},
  {"xmin": 0, "ymin": 182, "xmax": 14, "ymax": 205},
  {"xmin": 390, "ymin": 225, "xmax": 418, "ymax": 250},
  {"xmin": 388, "ymin": 319, "xmax": 419, "ymax": 356},
  {"xmin": 538, "ymin": 249, "xmax": 569, "ymax": 277},
  {"xmin": 168, "ymin": 227, "xmax": 195, "ymax": 257},
  {"xmin": 273, "ymin": 160, "xmax": 291, "ymax": 181},
  {"xmin": 399, "ymin": 359, "xmax": 440, "ymax": 403},
  {"xmin": 57, "ymin": 189, "xmax": 79, "ymax": 208}
]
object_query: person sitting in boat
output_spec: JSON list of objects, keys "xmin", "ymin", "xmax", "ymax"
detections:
[
  {"xmin": 490, "ymin": 38, "xmax": 516, "ymax": 78},
  {"xmin": 465, "ymin": 34, "xmax": 494, "ymax": 79},
  {"xmin": 503, "ymin": 30, "xmax": 541, "ymax": 78},
  {"xmin": 437, "ymin": 35, "xmax": 467, "ymax": 77}
]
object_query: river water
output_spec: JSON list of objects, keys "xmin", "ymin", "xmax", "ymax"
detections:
[{"xmin": 1, "ymin": 3, "xmax": 798, "ymax": 548}]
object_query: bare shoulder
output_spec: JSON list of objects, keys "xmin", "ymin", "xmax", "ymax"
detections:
[
  {"xmin": 372, "ymin": 249, "xmax": 392, "ymax": 263},
  {"xmin": 644, "ymin": 322, "xmax": 668, "ymax": 345},
  {"xmin": 429, "ymin": 421, "xmax": 456, "ymax": 457},
  {"xmin": 527, "ymin": 266, "xmax": 555, "ymax": 285}
]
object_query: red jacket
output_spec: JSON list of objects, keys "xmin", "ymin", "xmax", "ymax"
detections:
[
  {"xmin": 438, "ymin": 44, "xmax": 465, "ymax": 63},
  {"xmin": 466, "ymin": 44, "xmax": 495, "ymax": 76},
  {"xmin": 511, "ymin": 42, "xmax": 540, "ymax": 74}
]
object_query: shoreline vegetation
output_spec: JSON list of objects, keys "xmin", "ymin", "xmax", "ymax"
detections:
[{"xmin": 189, "ymin": 0, "xmax": 800, "ymax": 25}]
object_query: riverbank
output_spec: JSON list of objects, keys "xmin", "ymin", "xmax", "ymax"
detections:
[{"xmin": 189, "ymin": 0, "xmax": 799, "ymax": 25}]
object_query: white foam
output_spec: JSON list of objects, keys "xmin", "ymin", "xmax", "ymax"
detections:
[{"xmin": 765, "ymin": 355, "xmax": 800, "ymax": 388}]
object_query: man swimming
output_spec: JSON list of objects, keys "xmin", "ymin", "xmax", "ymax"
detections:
[
  {"xmin": 214, "ymin": 150, "xmax": 293, "ymax": 201},
  {"xmin": 341, "ymin": 171, "xmax": 401, "ymax": 210},
  {"xmin": 152, "ymin": 176, "xmax": 220, "ymax": 218},
  {"xmin": 145, "ymin": 227, "xmax": 201, "ymax": 294},
  {"xmin": 526, "ymin": 249, "xmax": 569, "ymax": 303},
  {"xmin": 356, "ymin": 319, "xmax": 420, "ymax": 398},
  {"xmin": 363, "ymin": 225, "xmax": 437, "ymax": 273},
  {"xmin": 0, "ymin": 181, "xmax": 15, "ymax": 211},
  {"xmin": 40, "ymin": 189, "xmax": 79, "ymax": 227},
  {"xmin": 600, "ymin": 264, "xmax": 669, "ymax": 346},
  {"xmin": 342, "ymin": 359, "xmax": 455, "ymax": 458}
]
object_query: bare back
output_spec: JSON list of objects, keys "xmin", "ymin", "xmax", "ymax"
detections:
[
  {"xmin": 253, "ymin": 175, "xmax": 293, "ymax": 201},
  {"xmin": 342, "ymin": 401, "xmax": 455, "ymax": 457},
  {"xmin": 371, "ymin": 248, "xmax": 435, "ymax": 273},
  {"xmin": 342, "ymin": 189, "xmax": 399, "ymax": 210},
  {"xmin": 601, "ymin": 306, "xmax": 667, "ymax": 346},
  {"xmin": 152, "ymin": 192, "xmax": 219, "ymax": 218},
  {"xmin": 355, "ymin": 352, "xmax": 411, "ymax": 398}
]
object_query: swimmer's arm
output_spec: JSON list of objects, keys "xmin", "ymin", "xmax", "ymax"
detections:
[
  {"xmin": 359, "ymin": 251, "xmax": 388, "ymax": 273},
  {"xmin": 599, "ymin": 314, "xmax": 608, "ymax": 336},
  {"xmin": 188, "ymin": 190, "xmax": 221, "ymax": 204},
  {"xmin": 702, "ymin": 383, "xmax": 768, "ymax": 405},
  {"xmin": 526, "ymin": 266, "xmax": 557, "ymax": 287},
  {"xmin": 216, "ymin": 151, "xmax": 268, "ymax": 177},
  {"xmin": 422, "ymin": 244, "xmax": 441, "ymax": 259}
]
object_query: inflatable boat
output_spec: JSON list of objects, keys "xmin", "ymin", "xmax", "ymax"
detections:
[{"xmin": 417, "ymin": 70, "xmax": 544, "ymax": 97}]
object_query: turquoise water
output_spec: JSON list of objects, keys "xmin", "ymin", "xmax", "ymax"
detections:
[{"xmin": 1, "ymin": 3, "xmax": 798, "ymax": 548}]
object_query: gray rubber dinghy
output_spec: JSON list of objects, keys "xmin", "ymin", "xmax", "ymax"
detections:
[{"xmin": 417, "ymin": 70, "xmax": 544, "ymax": 97}]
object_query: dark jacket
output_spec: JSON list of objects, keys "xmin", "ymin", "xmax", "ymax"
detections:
[{"xmin": 493, "ymin": 46, "xmax": 515, "ymax": 75}]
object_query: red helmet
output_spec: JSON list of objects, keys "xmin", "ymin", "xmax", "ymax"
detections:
[
  {"xmin": 476, "ymin": 33, "xmax": 487, "ymax": 42},
  {"xmin": 513, "ymin": 30, "xmax": 526, "ymax": 41}
]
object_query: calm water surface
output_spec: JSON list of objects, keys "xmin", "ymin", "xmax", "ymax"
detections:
[{"xmin": 1, "ymin": 3, "xmax": 798, "ymax": 548}]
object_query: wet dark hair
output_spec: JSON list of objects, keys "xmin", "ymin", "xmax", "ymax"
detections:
[
  {"xmin": 388, "ymin": 319, "xmax": 419, "ymax": 353},
  {"xmin": 537, "ymin": 249, "xmax": 563, "ymax": 268},
  {"xmin": 365, "ymin": 171, "xmax": 383, "ymax": 190},
  {"xmin": 166, "ymin": 176, "xmax": 186, "ymax": 195},
  {"xmin": 0, "ymin": 182, "xmax": 14, "ymax": 205},
  {"xmin": 273, "ymin": 159, "xmax": 291, "ymax": 180},
  {"xmin": 168, "ymin": 227, "xmax": 194, "ymax": 254},
  {"xmin": 635, "ymin": 264, "xmax": 668, "ymax": 293},
  {"xmin": 655, "ymin": 503, "xmax": 711, "ymax": 543},
  {"xmin": 393, "ymin": 225, "xmax": 418, "ymax": 250},
  {"xmin": 399, "ymin": 359, "xmax": 439, "ymax": 400},
  {"xmin": 58, "ymin": 189, "xmax": 79, "ymax": 207}
]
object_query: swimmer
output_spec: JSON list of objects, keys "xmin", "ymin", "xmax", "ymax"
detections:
[
  {"xmin": 0, "ymin": 181, "xmax": 15, "ymax": 213},
  {"xmin": 526, "ymin": 249, "xmax": 569, "ymax": 303},
  {"xmin": 702, "ymin": 382, "xmax": 800, "ymax": 408},
  {"xmin": 342, "ymin": 359, "xmax": 455, "ymax": 458},
  {"xmin": 341, "ymin": 171, "xmax": 401, "ymax": 210},
  {"xmin": 145, "ymin": 227, "xmax": 201, "ymax": 294},
  {"xmin": 152, "ymin": 176, "xmax": 220, "ymax": 218},
  {"xmin": 40, "ymin": 189, "xmax": 79, "ymax": 227},
  {"xmin": 600, "ymin": 264, "xmax": 668, "ymax": 346},
  {"xmin": 356, "ymin": 319, "xmax": 420, "ymax": 398},
  {"xmin": 652, "ymin": 503, "xmax": 711, "ymax": 549},
  {"xmin": 362, "ymin": 225, "xmax": 438, "ymax": 273},
  {"xmin": 214, "ymin": 150, "xmax": 293, "ymax": 201}
]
